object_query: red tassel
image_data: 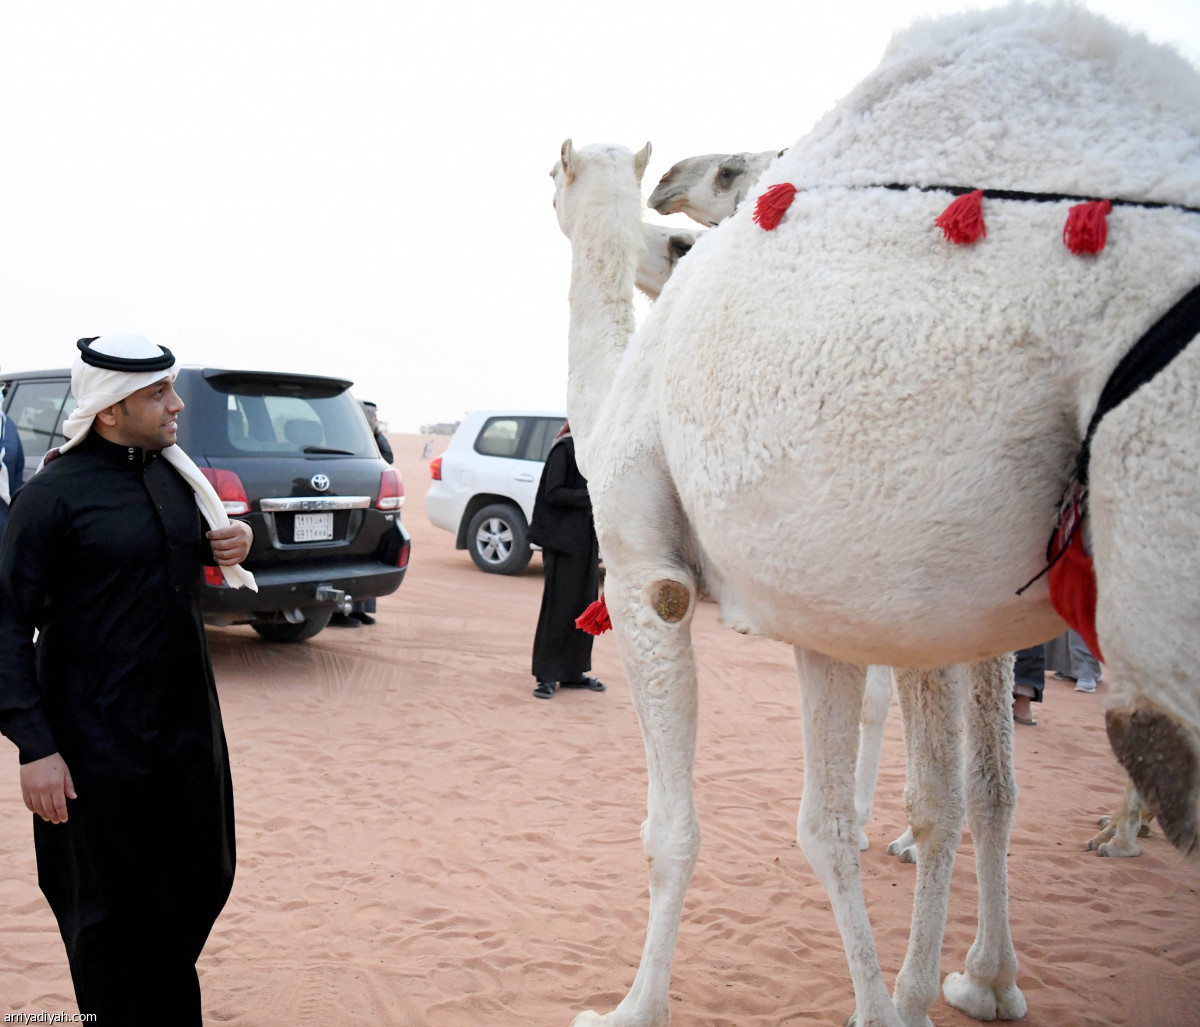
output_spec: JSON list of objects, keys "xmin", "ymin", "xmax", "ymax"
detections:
[
  {"xmin": 935, "ymin": 189, "xmax": 986, "ymax": 244},
  {"xmin": 575, "ymin": 595, "xmax": 612, "ymax": 636},
  {"xmin": 753, "ymin": 183, "xmax": 797, "ymax": 231},
  {"xmin": 1046, "ymin": 517, "xmax": 1104, "ymax": 662},
  {"xmin": 1063, "ymin": 199, "xmax": 1111, "ymax": 255}
]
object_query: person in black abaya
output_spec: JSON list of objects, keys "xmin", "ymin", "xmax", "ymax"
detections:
[
  {"xmin": 527, "ymin": 421, "xmax": 605, "ymax": 699},
  {"xmin": 0, "ymin": 335, "xmax": 255, "ymax": 1025}
]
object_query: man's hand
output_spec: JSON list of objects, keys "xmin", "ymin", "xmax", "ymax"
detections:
[
  {"xmin": 20, "ymin": 753, "xmax": 76, "ymax": 824},
  {"xmin": 207, "ymin": 520, "xmax": 253, "ymax": 566}
]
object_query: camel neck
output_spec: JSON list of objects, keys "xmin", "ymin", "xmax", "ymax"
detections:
[{"xmin": 565, "ymin": 224, "xmax": 639, "ymax": 447}]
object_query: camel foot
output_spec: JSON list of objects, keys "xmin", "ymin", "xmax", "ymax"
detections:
[
  {"xmin": 1096, "ymin": 837, "xmax": 1142, "ymax": 858},
  {"xmin": 943, "ymin": 971, "xmax": 1027, "ymax": 1021},
  {"xmin": 1085, "ymin": 823, "xmax": 1116, "ymax": 851},
  {"xmin": 887, "ymin": 827, "xmax": 917, "ymax": 864},
  {"xmin": 843, "ymin": 1011, "xmax": 925, "ymax": 1027},
  {"xmin": 570, "ymin": 1008, "xmax": 666, "ymax": 1027},
  {"xmin": 1086, "ymin": 823, "xmax": 1142, "ymax": 857},
  {"xmin": 570, "ymin": 1013, "xmax": 615, "ymax": 1027},
  {"xmin": 859, "ymin": 828, "xmax": 871, "ymax": 852}
]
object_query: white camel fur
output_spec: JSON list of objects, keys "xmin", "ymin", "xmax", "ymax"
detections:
[{"xmin": 551, "ymin": 5, "xmax": 1200, "ymax": 1026}]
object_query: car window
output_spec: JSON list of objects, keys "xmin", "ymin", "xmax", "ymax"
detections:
[
  {"xmin": 526, "ymin": 417, "xmax": 566, "ymax": 462},
  {"xmin": 5, "ymin": 379, "xmax": 74, "ymax": 455},
  {"xmin": 208, "ymin": 390, "xmax": 377, "ymax": 457},
  {"xmin": 475, "ymin": 417, "xmax": 525, "ymax": 458}
]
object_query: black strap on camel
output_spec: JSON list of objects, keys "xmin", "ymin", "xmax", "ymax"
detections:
[
  {"xmin": 881, "ymin": 182, "xmax": 1200, "ymax": 216},
  {"xmin": 1074, "ymin": 281, "xmax": 1200, "ymax": 486},
  {"xmin": 1016, "ymin": 280, "xmax": 1200, "ymax": 595}
]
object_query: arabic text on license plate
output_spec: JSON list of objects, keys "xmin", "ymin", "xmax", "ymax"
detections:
[{"xmin": 294, "ymin": 512, "xmax": 334, "ymax": 542}]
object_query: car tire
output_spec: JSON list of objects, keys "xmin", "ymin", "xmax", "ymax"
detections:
[
  {"xmin": 251, "ymin": 607, "xmax": 335, "ymax": 643},
  {"xmin": 466, "ymin": 503, "xmax": 532, "ymax": 575}
]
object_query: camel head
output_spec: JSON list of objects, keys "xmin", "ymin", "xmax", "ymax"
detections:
[
  {"xmin": 647, "ymin": 150, "xmax": 781, "ymax": 226},
  {"xmin": 551, "ymin": 138, "xmax": 652, "ymax": 239},
  {"xmin": 635, "ymin": 224, "xmax": 703, "ymax": 301}
]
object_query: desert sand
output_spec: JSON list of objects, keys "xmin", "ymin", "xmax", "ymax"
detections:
[{"xmin": 2, "ymin": 433, "xmax": 1198, "ymax": 1026}]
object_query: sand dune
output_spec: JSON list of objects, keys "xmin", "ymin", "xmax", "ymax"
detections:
[{"xmin": 2, "ymin": 434, "xmax": 1198, "ymax": 1025}]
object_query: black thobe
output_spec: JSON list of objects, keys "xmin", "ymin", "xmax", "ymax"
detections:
[
  {"xmin": 0, "ymin": 432, "xmax": 235, "ymax": 1025},
  {"xmin": 529, "ymin": 437, "xmax": 599, "ymax": 683}
]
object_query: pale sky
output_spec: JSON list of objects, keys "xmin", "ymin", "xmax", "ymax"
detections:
[{"xmin": 1, "ymin": 0, "xmax": 1197, "ymax": 432}]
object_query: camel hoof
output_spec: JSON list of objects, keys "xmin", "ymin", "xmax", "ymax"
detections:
[
  {"xmin": 1097, "ymin": 839, "xmax": 1141, "ymax": 858},
  {"xmin": 943, "ymin": 972, "xmax": 1027, "ymax": 1021},
  {"xmin": 858, "ymin": 829, "xmax": 870, "ymax": 852},
  {"xmin": 570, "ymin": 1013, "xmax": 610, "ymax": 1027},
  {"xmin": 898, "ymin": 845, "xmax": 917, "ymax": 864}
]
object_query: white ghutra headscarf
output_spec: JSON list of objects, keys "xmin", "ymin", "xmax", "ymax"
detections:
[{"xmin": 48, "ymin": 334, "xmax": 256, "ymax": 591}]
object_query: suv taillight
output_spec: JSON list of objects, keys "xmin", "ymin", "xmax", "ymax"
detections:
[
  {"xmin": 204, "ymin": 566, "xmax": 226, "ymax": 587},
  {"xmin": 377, "ymin": 468, "xmax": 404, "ymax": 510},
  {"xmin": 200, "ymin": 467, "xmax": 251, "ymax": 516},
  {"xmin": 430, "ymin": 456, "xmax": 442, "ymax": 481}
]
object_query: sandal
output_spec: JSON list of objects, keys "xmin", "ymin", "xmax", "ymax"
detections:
[
  {"xmin": 1013, "ymin": 713, "xmax": 1038, "ymax": 726},
  {"xmin": 560, "ymin": 677, "xmax": 606, "ymax": 692},
  {"xmin": 533, "ymin": 681, "xmax": 556, "ymax": 699}
]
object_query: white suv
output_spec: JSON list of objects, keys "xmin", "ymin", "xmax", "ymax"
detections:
[{"xmin": 426, "ymin": 410, "xmax": 566, "ymax": 574}]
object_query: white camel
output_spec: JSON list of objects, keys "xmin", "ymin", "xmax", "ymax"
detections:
[
  {"xmin": 647, "ymin": 150, "xmax": 779, "ymax": 226},
  {"xmin": 551, "ymin": 6, "xmax": 1200, "ymax": 1026},
  {"xmin": 635, "ymin": 224, "xmax": 702, "ymax": 301},
  {"xmin": 556, "ymin": 138, "xmax": 1022, "ymax": 1027}
]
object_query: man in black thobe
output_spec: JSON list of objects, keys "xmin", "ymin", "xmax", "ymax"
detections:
[{"xmin": 0, "ymin": 335, "xmax": 254, "ymax": 1024}]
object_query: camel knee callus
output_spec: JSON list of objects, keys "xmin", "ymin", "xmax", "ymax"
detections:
[{"xmin": 651, "ymin": 580, "xmax": 690, "ymax": 623}]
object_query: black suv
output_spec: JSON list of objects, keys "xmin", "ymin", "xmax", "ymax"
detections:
[{"xmin": 1, "ymin": 366, "xmax": 410, "ymax": 642}]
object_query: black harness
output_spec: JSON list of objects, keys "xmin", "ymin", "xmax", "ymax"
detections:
[
  {"xmin": 881, "ymin": 182, "xmax": 1200, "ymax": 217},
  {"xmin": 1017, "ymin": 280, "xmax": 1200, "ymax": 594}
]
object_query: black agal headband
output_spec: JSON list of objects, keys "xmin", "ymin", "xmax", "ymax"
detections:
[{"xmin": 76, "ymin": 336, "xmax": 174, "ymax": 372}]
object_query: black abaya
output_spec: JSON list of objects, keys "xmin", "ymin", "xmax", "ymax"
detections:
[{"xmin": 529, "ymin": 436, "xmax": 599, "ymax": 684}]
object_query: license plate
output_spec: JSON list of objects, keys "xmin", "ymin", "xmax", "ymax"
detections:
[{"xmin": 293, "ymin": 512, "xmax": 334, "ymax": 542}]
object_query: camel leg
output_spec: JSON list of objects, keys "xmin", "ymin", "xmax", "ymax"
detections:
[
  {"xmin": 793, "ymin": 649, "xmax": 902, "ymax": 1027},
  {"xmin": 856, "ymin": 665, "xmax": 895, "ymax": 851},
  {"xmin": 1087, "ymin": 350, "xmax": 1200, "ymax": 865},
  {"xmin": 942, "ymin": 657, "xmax": 1027, "ymax": 1020},
  {"xmin": 571, "ymin": 568, "xmax": 699, "ymax": 1027},
  {"xmin": 889, "ymin": 667, "xmax": 965, "ymax": 1027}
]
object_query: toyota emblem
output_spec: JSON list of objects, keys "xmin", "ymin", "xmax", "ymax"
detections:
[{"xmin": 310, "ymin": 473, "xmax": 331, "ymax": 492}]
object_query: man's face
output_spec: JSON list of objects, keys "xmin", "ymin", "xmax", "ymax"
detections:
[{"xmin": 109, "ymin": 377, "xmax": 185, "ymax": 450}]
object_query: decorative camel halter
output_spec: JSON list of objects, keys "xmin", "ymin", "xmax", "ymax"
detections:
[{"xmin": 753, "ymin": 180, "xmax": 1200, "ymax": 252}]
